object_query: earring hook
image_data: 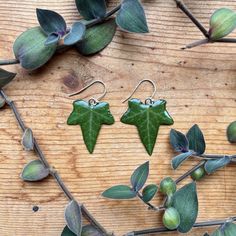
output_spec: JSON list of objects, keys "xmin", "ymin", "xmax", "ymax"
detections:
[
  {"xmin": 69, "ymin": 80, "xmax": 107, "ymax": 103},
  {"xmin": 122, "ymin": 79, "xmax": 157, "ymax": 103}
]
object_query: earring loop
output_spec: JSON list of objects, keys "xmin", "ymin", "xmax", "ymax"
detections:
[
  {"xmin": 122, "ymin": 79, "xmax": 157, "ymax": 104},
  {"xmin": 68, "ymin": 80, "xmax": 107, "ymax": 104}
]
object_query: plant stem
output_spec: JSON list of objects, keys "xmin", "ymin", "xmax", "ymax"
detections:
[
  {"xmin": 0, "ymin": 59, "xmax": 19, "ymax": 66},
  {"xmin": 182, "ymin": 38, "xmax": 209, "ymax": 49},
  {"xmin": 125, "ymin": 216, "xmax": 236, "ymax": 235},
  {"xmin": 174, "ymin": 0, "xmax": 209, "ymax": 38},
  {"xmin": 0, "ymin": 89, "xmax": 110, "ymax": 236},
  {"xmin": 137, "ymin": 193, "xmax": 165, "ymax": 211},
  {"xmin": 216, "ymin": 38, "xmax": 236, "ymax": 43}
]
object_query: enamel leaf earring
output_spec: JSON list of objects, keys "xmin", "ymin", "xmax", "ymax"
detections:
[
  {"xmin": 67, "ymin": 80, "xmax": 115, "ymax": 154},
  {"xmin": 121, "ymin": 79, "xmax": 174, "ymax": 156}
]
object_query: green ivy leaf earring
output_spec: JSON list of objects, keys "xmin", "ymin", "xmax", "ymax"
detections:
[
  {"xmin": 67, "ymin": 80, "xmax": 115, "ymax": 154},
  {"xmin": 121, "ymin": 79, "xmax": 174, "ymax": 156}
]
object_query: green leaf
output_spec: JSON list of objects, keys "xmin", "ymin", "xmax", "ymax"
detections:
[
  {"xmin": 0, "ymin": 68, "xmax": 16, "ymax": 88},
  {"xmin": 64, "ymin": 22, "xmax": 86, "ymax": 46},
  {"xmin": 131, "ymin": 161, "xmax": 149, "ymax": 191},
  {"xmin": 121, "ymin": 99, "xmax": 174, "ymax": 156},
  {"xmin": 102, "ymin": 185, "xmax": 137, "ymax": 199},
  {"xmin": 210, "ymin": 8, "xmax": 236, "ymax": 40},
  {"xmin": 204, "ymin": 157, "xmax": 231, "ymax": 174},
  {"xmin": 75, "ymin": 0, "xmax": 106, "ymax": 20},
  {"xmin": 170, "ymin": 129, "xmax": 189, "ymax": 153},
  {"xmin": 67, "ymin": 100, "xmax": 114, "ymax": 153},
  {"xmin": 65, "ymin": 200, "xmax": 82, "ymax": 236},
  {"xmin": 21, "ymin": 128, "xmax": 34, "ymax": 151},
  {"xmin": 116, "ymin": 0, "xmax": 149, "ymax": 33},
  {"xmin": 21, "ymin": 160, "xmax": 49, "ymax": 182},
  {"xmin": 142, "ymin": 184, "xmax": 158, "ymax": 203},
  {"xmin": 76, "ymin": 18, "xmax": 117, "ymax": 55},
  {"xmin": 172, "ymin": 182, "xmax": 198, "ymax": 233},
  {"xmin": 62, "ymin": 225, "xmax": 101, "ymax": 236},
  {"xmin": 171, "ymin": 151, "xmax": 194, "ymax": 170},
  {"xmin": 186, "ymin": 124, "xmax": 206, "ymax": 155},
  {"xmin": 13, "ymin": 27, "xmax": 57, "ymax": 70},
  {"xmin": 36, "ymin": 8, "xmax": 67, "ymax": 35},
  {"xmin": 211, "ymin": 222, "xmax": 236, "ymax": 236},
  {"xmin": 227, "ymin": 121, "xmax": 236, "ymax": 143}
]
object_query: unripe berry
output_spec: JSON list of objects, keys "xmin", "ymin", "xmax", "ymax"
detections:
[
  {"xmin": 160, "ymin": 177, "xmax": 176, "ymax": 195},
  {"xmin": 163, "ymin": 207, "xmax": 180, "ymax": 230},
  {"xmin": 227, "ymin": 121, "xmax": 236, "ymax": 143},
  {"xmin": 191, "ymin": 167, "xmax": 206, "ymax": 181}
]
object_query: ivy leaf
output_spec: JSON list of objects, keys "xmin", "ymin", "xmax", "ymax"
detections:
[
  {"xmin": 65, "ymin": 200, "xmax": 82, "ymax": 236},
  {"xmin": 171, "ymin": 151, "xmax": 194, "ymax": 170},
  {"xmin": 121, "ymin": 99, "xmax": 174, "ymax": 156},
  {"xmin": 21, "ymin": 128, "xmax": 34, "ymax": 151},
  {"xmin": 131, "ymin": 161, "xmax": 149, "ymax": 192},
  {"xmin": 62, "ymin": 225, "xmax": 101, "ymax": 236},
  {"xmin": 142, "ymin": 184, "xmax": 158, "ymax": 203},
  {"xmin": 209, "ymin": 8, "xmax": 236, "ymax": 40},
  {"xmin": 67, "ymin": 100, "xmax": 114, "ymax": 153},
  {"xmin": 227, "ymin": 121, "xmax": 236, "ymax": 143},
  {"xmin": 204, "ymin": 157, "xmax": 231, "ymax": 174},
  {"xmin": 102, "ymin": 185, "xmax": 137, "ymax": 199},
  {"xmin": 36, "ymin": 8, "xmax": 67, "ymax": 36},
  {"xmin": 75, "ymin": 0, "xmax": 106, "ymax": 20},
  {"xmin": 211, "ymin": 222, "xmax": 236, "ymax": 236},
  {"xmin": 116, "ymin": 0, "xmax": 149, "ymax": 33},
  {"xmin": 170, "ymin": 129, "xmax": 189, "ymax": 153},
  {"xmin": 172, "ymin": 182, "xmax": 198, "ymax": 233},
  {"xmin": 20, "ymin": 160, "xmax": 49, "ymax": 182},
  {"xmin": 0, "ymin": 68, "xmax": 16, "ymax": 88},
  {"xmin": 13, "ymin": 27, "xmax": 57, "ymax": 70},
  {"xmin": 64, "ymin": 22, "xmax": 86, "ymax": 46},
  {"xmin": 76, "ymin": 18, "xmax": 117, "ymax": 55},
  {"xmin": 186, "ymin": 124, "xmax": 206, "ymax": 155}
]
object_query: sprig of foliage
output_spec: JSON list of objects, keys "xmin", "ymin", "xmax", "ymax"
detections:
[{"xmin": 170, "ymin": 124, "xmax": 236, "ymax": 175}]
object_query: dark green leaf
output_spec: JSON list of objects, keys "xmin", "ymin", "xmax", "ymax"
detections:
[
  {"xmin": 65, "ymin": 200, "xmax": 82, "ymax": 236},
  {"xmin": 121, "ymin": 99, "xmax": 174, "ymax": 155},
  {"xmin": 13, "ymin": 27, "xmax": 57, "ymax": 70},
  {"xmin": 186, "ymin": 124, "xmax": 206, "ymax": 154},
  {"xmin": 67, "ymin": 100, "xmax": 114, "ymax": 153},
  {"xmin": 211, "ymin": 222, "xmax": 236, "ymax": 236},
  {"xmin": 75, "ymin": 0, "xmax": 106, "ymax": 20},
  {"xmin": 102, "ymin": 185, "xmax": 137, "ymax": 199},
  {"xmin": 170, "ymin": 129, "xmax": 189, "ymax": 153},
  {"xmin": 45, "ymin": 33, "xmax": 60, "ymax": 46},
  {"xmin": 210, "ymin": 8, "xmax": 236, "ymax": 40},
  {"xmin": 21, "ymin": 160, "xmax": 49, "ymax": 182},
  {"xmin": 36, "ymin": 8, "xmax": 66, "ymax": 35},
  {"xmin": 64, "ymin": 22, "xmax": 86, "ymax": 46},
  {"xmin": 204, "ymin": 157, "xmax": 231, "ymax": 174},
  {"xmin": 172, "ymin": 182, "xmax": 198, "ymax": 233},
  {"xmin": 116, "ymin": 0, "xmax": 149, "ymax": 33},
  {"xmin": 131, "ymin": 161, "xmax": 149, "ymax": 191},
  {"xmin": 76, "ymin": 18, "xmax": 117, "ymax": 55},
  {"xmin": 21, "ymin": 128, "xmax": 34, "ymax": 151},
  {"xmin": 142, "ymin": 184, "xmax": 158, "ymax": 203},
  {"xmin": 171, "ymin": 151, "xmax": 194, "ymax": 170},
  {"xmin": 0, "ymin": 68, "xmax": 16, "ymax": 88},
  {"xmin": 227, "ymin": 121, "xmax": 236, "ymax": 143},
  {"xmin": 62, "ymin": 225, "xmax": 101, "ymax": 236}
]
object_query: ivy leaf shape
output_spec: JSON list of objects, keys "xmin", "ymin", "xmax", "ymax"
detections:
[
  {"xmin": 121, "ymin": 98, "xmax": 174, "ymax": 155},
  {"xmin": 67, "ymin": 100, "xmax": 114, "ymax": 153}
]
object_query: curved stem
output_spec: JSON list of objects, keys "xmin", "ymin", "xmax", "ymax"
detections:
[
  {"xmin": 182, "ymin": 38, "xmax": 209, "ymax": 49},
  {"xmin": 0, "ymin": 89, "xmax": 110, "ymax": 236},
  {"xmin": 0, "ymin": 59, "xmax": 19, "ymax": 66}
]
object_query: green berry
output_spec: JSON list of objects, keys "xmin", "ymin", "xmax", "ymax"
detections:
[
  {"xmin": 191, "ymin": 167, "xmax": 206, "ymax": 181},
  {"xmin": 227, "ymin": 121, "xmax": 236, "ymax": 143},
  {"xmin": 160, "ymin": 177, "xmax": 176, "ymax": 195},
  {"xmin": 163, "ymin": 207, "xmax": 180, "ymax": 230}
]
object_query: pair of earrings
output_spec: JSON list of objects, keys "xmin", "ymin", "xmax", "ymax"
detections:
[{"xmin": 67, "ymin": 79, "xmax": 174, "ymax": 155}]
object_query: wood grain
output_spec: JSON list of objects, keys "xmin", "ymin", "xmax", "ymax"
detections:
[{"xmin": 0, "ymin": 0, "xmax": 236, "ymax": 235}]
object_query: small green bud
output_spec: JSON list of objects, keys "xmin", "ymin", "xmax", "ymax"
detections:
[
  {"xmin": 191, "ymin": 167, "xmax": 206, "ymax": 181},
  {"xmin": 163, "ymin": 207, "xmax": 180, "ymax": 230},
  {"xmin": 165, "ymin": 194, "xmax": 173, "ymax": 208},
  {"xmin": 227, "ymin": 121, "xmax": 236, "ymax": 143},
  {"xmin": 160, "ymin": 177, "xmax": 176, "ymax": 195}
]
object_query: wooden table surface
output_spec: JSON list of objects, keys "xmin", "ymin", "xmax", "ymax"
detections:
[{"xmin": 0, "ymin": 0, "xmax": 236, "ymax": 235}]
